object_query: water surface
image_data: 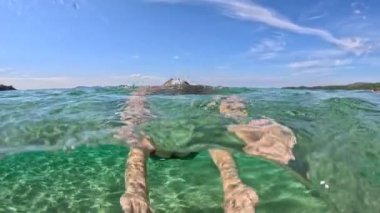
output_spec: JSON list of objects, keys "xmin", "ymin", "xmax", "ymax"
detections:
[{"xmin": 1, "ymin": 87, "xmax": 379, "ymax": 212}]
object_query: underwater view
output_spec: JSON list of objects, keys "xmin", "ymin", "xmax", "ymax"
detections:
[
  {"xmin": 1, "ymin": 86, "xmax": 379, "ymax": 212},
  {"xmin": 2, "ymin": 0, "xmax": 380, "ymax": 211}
]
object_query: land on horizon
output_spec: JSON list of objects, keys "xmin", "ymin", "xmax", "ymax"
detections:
[
  {"xmin": 283, "ymin": 82, "xmax": 380, "ymax": 91},
  {"xmin": 2, "ymin": 82, "xmax": 380, "ymax": 92}
]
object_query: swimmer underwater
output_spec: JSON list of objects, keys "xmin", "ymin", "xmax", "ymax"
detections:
[{"xmin": 115, "ymin": 79, "xmax": 296, "ymax": 213}]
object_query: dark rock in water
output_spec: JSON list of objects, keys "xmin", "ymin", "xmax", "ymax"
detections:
[
  {"xmin": 163, "ymin": 78, "xmax": 190, "ymax": 87},
  {"xmin": 0, "ymin": 84, "xmax": 16, "ymax": 91},
  {"xmin": 152, "ymin": 78, "xmax": 213, "ymax": 95}
]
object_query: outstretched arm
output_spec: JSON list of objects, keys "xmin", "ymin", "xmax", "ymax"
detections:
[
  {"xmin": 121, "ymin": 145, "xmax": 152, "ymax": 213},
  {"xmin": 209, "ymin": 149, "xmax": 242, "ymax": 190},
  {"xmin": 208, "ymin": 96, "xmax": 259, "ymax": 212},
  {"xmin": 118, "ymin": 88, "xmax": 155, "ymax": 213},
  {"xmin": 210, "ymin": 95, "xmax": 296, "ymax": 212},
  {"xmin": 209, "ymin": 149, "xmax": 258, "ymax": 213}
]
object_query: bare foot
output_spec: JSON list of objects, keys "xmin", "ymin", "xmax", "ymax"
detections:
[
  {"xmin": 219, "ymin": 96, "xmax": 248, "ymax": 118},
  {"xmin": 120, "ymin": 193, "xmax": 153, "ymax": 213},
  {"xmin": 224, "ymin": 183, "xmax": 259, "ymax": 213},
  {"xmin": 228, "ymin": 118, "xmax": 296, "ymax": 165}
]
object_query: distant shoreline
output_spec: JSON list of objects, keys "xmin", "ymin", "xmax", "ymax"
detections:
[
  {"xmin": 2, "ymin": 82, "xmax": 380, "ymax": 92},
  {"xmin": 283, "ymin": 82, "xmax": 380, "ymax": 92}
]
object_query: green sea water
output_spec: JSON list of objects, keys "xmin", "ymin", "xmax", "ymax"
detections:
[{"xmin": 0, "ymin": 87, "xmax": 379, "ymax": 212}]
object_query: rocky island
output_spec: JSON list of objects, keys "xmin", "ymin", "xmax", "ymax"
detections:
[
  {"xmin": 284, "ymin": 82, "xmax": 380, "ymax": 92},
  {"xmin": 0, "ymin": 84, "xmax": 16, "ymax": 91},
  {"xmin": 151, "ymin": 78, "xmax": 213, "ymax": 94}
]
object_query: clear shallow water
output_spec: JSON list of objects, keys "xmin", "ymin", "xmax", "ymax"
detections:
[{"xmin": 0, "ymin": 87, "xmax": 379, "ymax": 212}]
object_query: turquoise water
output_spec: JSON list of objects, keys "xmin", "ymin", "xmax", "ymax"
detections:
[{"xmin": 0, "ymin": 87, "xmax": 379, "ymax": 212}]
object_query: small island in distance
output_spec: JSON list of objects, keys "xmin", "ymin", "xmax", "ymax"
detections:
[
  {"xmin": 283, "ymin": 82, "xmax": 380, "ymax": 92},
  {"xmin": 0, "ymin": 84, "xmax": 16, "ymax": 91}
]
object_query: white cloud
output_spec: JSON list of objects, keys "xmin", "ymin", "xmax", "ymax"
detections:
[
  {"xmin": 173, "ymin": 55, "xmax": 180, "ymax": 60},
  {"xmin": 0, "ymin": 76, "xmax": 69, "ymax": 81},
  {"xmin": 0, "ymin": 67, "xmax": 13, "ymax": 73},
  {"xmin": 131, "ymin": 55, "xmax": 140, "ymax": 59},
  {"xmin": 124, "ymin": 73, "xmax": 164, "ymax": 81},
  {"xmin": 288, "ymin": 59, "xmax": 352, "ymax": 70},
  {"xmin": 250, "ymin": 38, "xmax": 285, "ymax": 60},
  {"xmin": 287, "ymin": 58, "xmax": 353, "ymax": 76},
  {"xmin": 151, "ymin": 0, "xmax": 373, "ymax": 55},
  {"xmin": 189, "ymin": 73, "xmax": 289, "ymax": 87},
  {"xmin": 350, "ymin": 1, "xmax": 368, "ymax": 20},
  {"xmin": 0, "ymin": 73, "xmax": 165, "ymax": 89},
  {"xmin": 108, "ymin": 74, "xmax": 165, "ymax": 86},
  {"xmin": 0, "ymin": 76, "xmax": 72, "ymax": 89},
  {"xmin": 306, "ymin": 14, "xmax": 327, "ymax": 21},
  {"xmin": 309, "ymin": 49, "xmax": 348, "ymax": 59}
]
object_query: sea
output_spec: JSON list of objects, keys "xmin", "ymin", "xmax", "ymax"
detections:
[{"xmin": 0, "ymin": 86, "xmax": 379, "ymax": 213}]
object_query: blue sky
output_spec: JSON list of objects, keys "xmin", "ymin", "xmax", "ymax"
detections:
[{"xmin": 0, "ymin": 0, "xmax": 379, "ymax": 89}]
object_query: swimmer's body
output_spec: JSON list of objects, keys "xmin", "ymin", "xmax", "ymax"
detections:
[{"xmin": 116, "ymin": 79, "xmax": 296, "ymax": 213}]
